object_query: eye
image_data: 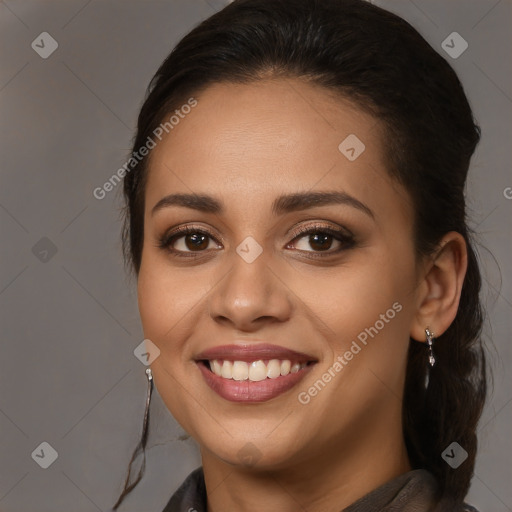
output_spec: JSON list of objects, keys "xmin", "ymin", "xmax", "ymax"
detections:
[
  {"xmin": 158, "ymin": 222, "xmax": 355, "ymax": 258},
  {"xmin": 158, "ymin": 225, "xmax": 221, "ymax": 256},
  {"xmin": 286, "ymin": 223, "xmax": 355, "ymax": 255}
]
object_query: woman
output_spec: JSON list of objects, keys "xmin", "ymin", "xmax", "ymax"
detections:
[{"xmin": 112, "ymin": 0, "xmax": 487, "ymax": 510}]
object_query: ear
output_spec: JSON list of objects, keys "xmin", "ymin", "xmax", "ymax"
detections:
[{"xmin": 410, "ymin": 231, "xmax": 468, "ymax": 342}]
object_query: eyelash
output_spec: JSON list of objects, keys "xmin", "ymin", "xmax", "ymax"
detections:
[{"xmin": 157, "ymin": 223, "xmax": 355, "ymax": 259}]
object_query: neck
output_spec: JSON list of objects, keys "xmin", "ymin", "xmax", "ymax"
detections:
[{"xmin": 200, "ymin": 413, "xmax": 411, "ymax": 512}]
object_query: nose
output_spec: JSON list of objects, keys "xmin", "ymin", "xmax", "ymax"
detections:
[{"xmin": 207, "ymin": 246, "xmax": 293, "ymax": 332}]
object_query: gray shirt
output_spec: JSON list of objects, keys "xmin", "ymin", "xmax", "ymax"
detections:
[{"xmin": 162, "ymin": 466, "xmax": 480, "ymax": 511}]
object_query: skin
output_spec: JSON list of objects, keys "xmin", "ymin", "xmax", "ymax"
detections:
[{"xmin": 137, "ymin": 77, "xmax": 467, "ymax": 512}]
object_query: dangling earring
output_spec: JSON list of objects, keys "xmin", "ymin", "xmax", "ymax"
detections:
[
  {"xmin": 425, "ymin": 327, "xmax": 436, "ymax": 367},
  {"xmin": 142, "ymin": 367, "xmax": 153, "ymax": 438},
  {"xmin": 112, "ymin": 367, "xmax": 154, "ymax": 510}
]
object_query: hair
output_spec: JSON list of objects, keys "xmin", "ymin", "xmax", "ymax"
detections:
[{"xmin": 114, "ymin": 0, "xmax": 488, "ymax": 508}]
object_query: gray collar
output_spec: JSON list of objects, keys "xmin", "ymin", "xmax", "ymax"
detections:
[{"xmin": 162, "ymin": 466, "xmax": 479, "ymax": 512}]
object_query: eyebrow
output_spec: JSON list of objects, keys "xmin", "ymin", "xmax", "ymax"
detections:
[{"xmin": 150, "ymin": 190, "xmax": 374, "ymax": 219}]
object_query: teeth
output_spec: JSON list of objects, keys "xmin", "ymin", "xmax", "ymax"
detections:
[
  {"xmin": 208, "ymin": 359, "xmax": 308, "ymax": 381},
  {"xmin": 290, "ymin": 362, "xmax": 301, "ymax": 373},
  {"xmin": 212, "ymin": 360, "xmax": 222, "ymax": 375},
  {"xmin": 232, "ymin": 361, "xmax": 248, "ymax": 381},
  {"xmin": 249, "ymin": 360, "xmax": 268, "ymax": 381},
  {"xmin": 221, "ymin": 360, "xmax": 233, "ymax": 379},
  {"xmin": 266, "ymin": 359, "xmax": 281, "ymax": 379}
]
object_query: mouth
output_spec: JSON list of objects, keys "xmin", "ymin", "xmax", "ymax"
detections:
[
  {"xmin": 194, "ymin": 344, "xmax": 317, "ymax": 403},
  {"xmin": 200, "ymin": 358, "xmax": 312, "ymax": 380}
]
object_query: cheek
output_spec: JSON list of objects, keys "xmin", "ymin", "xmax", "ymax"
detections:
[
  {"xmin": 302, "ymin": 253, "xmax": 415, "ymax": 389},
  {"xmin": 302, "ymin": 259, "xmax": 411, "ymax": 332},
  {"xmin": 137, "ymin": 257, "xmax": 196, "ymax": 352},
  {"xmin": 136, "ymin": 259, "xmax": 207, "ymax": 433}
]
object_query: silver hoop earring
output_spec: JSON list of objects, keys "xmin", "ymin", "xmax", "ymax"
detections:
[{"xmin": 425, "ymin": 327, "xmax": 436, "ymax": 367}]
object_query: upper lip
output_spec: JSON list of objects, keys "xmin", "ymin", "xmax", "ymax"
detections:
[{"xmin": 195, "ymin": 343, "xmax": 317, "ymax": 363}]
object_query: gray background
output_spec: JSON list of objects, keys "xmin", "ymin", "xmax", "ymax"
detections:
[{"xmin": 0, "ymin": 0, "xmax": 510, "ymax": 510}]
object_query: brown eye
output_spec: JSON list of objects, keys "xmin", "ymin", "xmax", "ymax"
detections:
[
  {"xmin": 159, "ymin": 227, "xmax": 221, "ymax": 254},
  {"xmin": 288, "ymin": 225, "xmax": 354, "ymax": 254},
  {"xmin": 158, "ymin": 223, "xmax": 354, "ymax": 259},
  {"xmin": 300, "ymin": 233, "xmax": 335, "ymax": 252},
  {"xmin": 179, "ymin": 232, "xmax": 210, "ymax": 251}
]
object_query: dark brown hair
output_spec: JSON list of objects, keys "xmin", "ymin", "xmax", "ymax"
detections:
[{"xmin": 114, "ymin": 0, "xmax": 487, "ymax": 508}]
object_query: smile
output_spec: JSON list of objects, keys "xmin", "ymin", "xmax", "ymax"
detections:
[
  {"xmin": 207, "ymin": 359, "xmax": 309, "ymax": 381},
  {"xmin": 194, "ymin": 343, "xmax": 317, "ymax": 402}
]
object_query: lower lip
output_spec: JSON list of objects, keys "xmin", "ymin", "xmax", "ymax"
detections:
[{"xmin": 196, "ymin": 361, "xmax": 315, "ymax": 403}]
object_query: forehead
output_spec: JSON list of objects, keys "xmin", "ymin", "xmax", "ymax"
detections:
[{"xmin": 143, "ymin": 78, "xmax": 411, "ymax": 223}]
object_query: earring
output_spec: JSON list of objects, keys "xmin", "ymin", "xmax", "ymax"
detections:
[
  {"xmin": 123, "ymin": 368, "xmax": 153, "ymax": 485},
  {"xmin": 142, "ymin": 368, "xmax": 153, "ymax": 436},
  {"xmin": 111, "ymin": 367, "xmax": 154, "ymax": 510},
  {"xmin": 425, "ymin": 327, "xmax": 436, "ymax": 367},
  {"xmin": 131, "ymin": 367, "xmax": 153, "ymax": 482},
  {"xmin": 131, "ymin": 368, "xmax": 154, "ymax": 482}
]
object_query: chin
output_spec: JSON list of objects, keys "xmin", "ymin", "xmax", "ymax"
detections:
[{"xmin": 197, "ymin": 429, "xmax": 306, "ymax": 471}]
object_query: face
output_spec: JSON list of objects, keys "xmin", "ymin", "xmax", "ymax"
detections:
[{"xmin": 137, "ymin": 78, "xmax": 421, "ymax": 471}]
